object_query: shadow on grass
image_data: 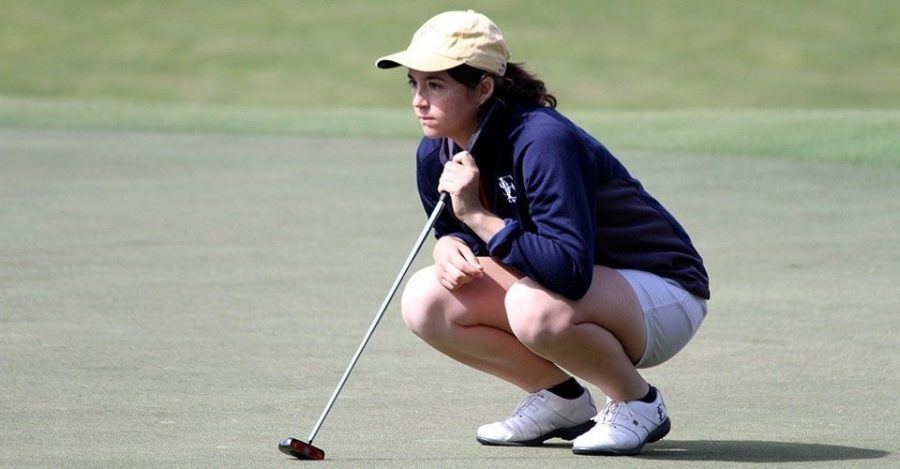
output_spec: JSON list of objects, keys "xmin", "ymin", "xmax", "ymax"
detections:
[
  {"xmin": 307, "ymin": 440, "xmax": 891, "ymax": 463},
  {"xmin": 637, "ymin": 439, "xmax": 890, "ymax": 463}
]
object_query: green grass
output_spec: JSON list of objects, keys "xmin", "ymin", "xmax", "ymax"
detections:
[
  {"xmin": 570, "ymin": 110, "xmax": 900, "ymax": 167},
  {"xmin": 2, "ymin": 128, "xmax": 898, "ymax": 467},
  {"xmin": 2, "ymin": 96, "xmax": 898, "ymax": 168},
  {"xmin": 3, "ymin": 0, "xmax": 897, "ymax": 167},
  {"xmin": 2, "ymin": 0, "xmax": 899, "ymax": 109},
  {"xmin": 2, "ymin": 3, "xmax": 899, "ymax": 466}
]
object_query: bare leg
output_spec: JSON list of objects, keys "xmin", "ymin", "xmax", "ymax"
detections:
[
  {"xmin": 400, "ymin": 260, "xmax": 570, "ymax": 392},
  {"xmin": 505, "ymin": 266, "xmax": 649, "ymax": 401},
  {"xmin": 402, "ymin": 258, "xmax": 649, "ymax": 400}
]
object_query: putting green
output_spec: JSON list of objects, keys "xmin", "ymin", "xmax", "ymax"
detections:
[{"xmin": 1, "ymin": 128, "xmax": 896, "ymax": 467}]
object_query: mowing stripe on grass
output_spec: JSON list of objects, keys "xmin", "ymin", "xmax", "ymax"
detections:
[{"xmin": 1, "ymin": 96, "xmax": 898, "ymax": 168}]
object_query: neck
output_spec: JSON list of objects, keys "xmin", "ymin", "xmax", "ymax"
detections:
[{"xmin": 450, "ymin": 124, "xmax": 478, "ymax": 151}]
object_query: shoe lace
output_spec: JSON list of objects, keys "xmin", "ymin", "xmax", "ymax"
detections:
[
  {"xmin": 597, "ymin": 400, "xmax": 631, "ymax": 427},
  {"xmin": 513, "ymin": 393, "xmax": 541, "ymax": 418}
]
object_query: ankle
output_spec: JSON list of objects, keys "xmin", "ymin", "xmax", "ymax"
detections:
[
  {"xmin": 636, "ymin": 385, "xmax": 657, "ymax": 404},
  {"xmin": 545, "ymin": 377, "xmax": 585, "ymax": 400}
]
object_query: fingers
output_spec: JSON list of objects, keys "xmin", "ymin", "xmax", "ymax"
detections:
[
  {"xmin": 438, "ymin": 255, "xmax": 484, "ymax": 290},
  {"xmin": 438, "ymin": 151, "xmax": 483, "ymax": 221},
  {"xmin": 434, "ymin": 237, "xmax": 484, "ymax": 290},
  {"xmin": 458, "ymin": 247, "xmax": 483, "ymax": 274},
  {"xmin": 450, "ymin": 151, "xmax": 476, "ymax": 167},
  {"xmin": 439, "ymin": 152, "xmax": 477, "ymax": 187},
  {"xmin": 438, "ymin": 261, "xmax": 471, "ymax": 290}
]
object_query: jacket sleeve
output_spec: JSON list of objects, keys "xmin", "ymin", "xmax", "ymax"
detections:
[{"xmin": 486, "ymin": 129, "xmax": 597, "ymax": 299}]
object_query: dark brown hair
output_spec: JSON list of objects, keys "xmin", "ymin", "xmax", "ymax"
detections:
[{"xmin": 446, "ymin": 63, "xmax": 557, "ymax": 109}]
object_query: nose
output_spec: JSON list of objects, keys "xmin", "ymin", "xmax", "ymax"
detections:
[{"xmin": 412, "ymin": 87, "xmax": 427, "ymax": 109}]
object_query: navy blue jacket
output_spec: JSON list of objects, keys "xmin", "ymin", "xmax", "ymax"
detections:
[{"xmin": 415, "ymin": 104, "xmax": 710, "ymax": 301}]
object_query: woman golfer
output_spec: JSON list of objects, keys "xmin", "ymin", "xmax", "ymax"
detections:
[{"xmin": 377, "ymin": 10, "xmax": 709, "ymax": 455}]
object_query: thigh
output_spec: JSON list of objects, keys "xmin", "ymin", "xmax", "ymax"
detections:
[
  {"xmin": 515, "ymin": 266, "xmax": 647, "ymax": 363},
  {"xmin": 436, "ymin": 256, "xmax": 521, "ymax": 331},
  {"xmin": 574, "ymin": 266, "xmax": 648, "ymax": 363}
]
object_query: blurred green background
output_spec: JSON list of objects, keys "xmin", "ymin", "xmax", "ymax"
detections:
[
  {"xmin": 3, "ymin": 0, "xmax": 898, "ymax": 167},
  {"xmin": 2, "ymin": 0, "xmax": 899, "ymax": 110}
]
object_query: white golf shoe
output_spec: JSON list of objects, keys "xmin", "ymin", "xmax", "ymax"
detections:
[
  {"xmin": 572, "ymin": 389, "xmax": 671, "ymax": 455},
  {"xmin": 476, "ymin": 390, "xmax": 597, "ymax": 446}
]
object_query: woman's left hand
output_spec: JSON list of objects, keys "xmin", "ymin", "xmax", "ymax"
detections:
[{"xmin": 438, "ymin": 151, "xmax": 484, "ymax": 223}]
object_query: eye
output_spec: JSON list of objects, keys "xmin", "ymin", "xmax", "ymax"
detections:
[{"xmin": 407, "ymin": 78, "xmax": 416, "ymax": 88}]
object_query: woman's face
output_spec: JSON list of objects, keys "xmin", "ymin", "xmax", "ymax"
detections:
[{"xmin": 407, "ymin": 69, "xmax": 485, "ymax": 146}]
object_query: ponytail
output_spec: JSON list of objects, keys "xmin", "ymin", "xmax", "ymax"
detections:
[
  {"xmin": 493, "ymin": 63, "xmax": 557, "ymax": 109},
  {"xmin": 446, "ymin": 63, "xmax": 557, "ymax": 109}
]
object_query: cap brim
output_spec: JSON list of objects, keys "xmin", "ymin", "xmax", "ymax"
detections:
[{"xmin": 375, "ymin": 50, "xmax": 464, "ymax": 72}]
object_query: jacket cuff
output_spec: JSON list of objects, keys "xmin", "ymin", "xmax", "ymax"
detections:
[
  {"xmin": 443, "ymin": 232, "xmax": 487, "ymax": 256},
  {"xmin": 487, "ymin": 218, "xmax": 520, "ymax": 259}
]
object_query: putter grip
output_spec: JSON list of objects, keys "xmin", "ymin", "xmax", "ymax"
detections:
[{"xmin": 466, "ymin": 98, "xmax": 505, "ymax": 155}]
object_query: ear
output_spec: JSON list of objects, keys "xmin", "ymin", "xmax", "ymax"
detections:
[{"xmin": 477, "ymin": 76, "xmax": 495, "ymax": 106}]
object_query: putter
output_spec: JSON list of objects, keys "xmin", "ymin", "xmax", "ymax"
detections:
[{"xmin": 279, "ymin": 99, "xmax": 505, "ymax": 460}]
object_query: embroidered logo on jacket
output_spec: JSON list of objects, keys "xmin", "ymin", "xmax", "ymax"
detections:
[{"xmin": 498, "ymin": 175, "xmax": 517, "ymax": 203}]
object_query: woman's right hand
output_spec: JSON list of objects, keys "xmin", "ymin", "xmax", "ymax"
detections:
[{"xmin": 433, "ymin": 236, "xmax": 484, "ymax": 290}]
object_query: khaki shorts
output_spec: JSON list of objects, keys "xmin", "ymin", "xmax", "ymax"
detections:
[{"xmin": 617, "ymin": 269, "xmax": 708, "ymax": 369}]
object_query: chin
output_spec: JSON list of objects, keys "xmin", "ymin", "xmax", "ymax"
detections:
[{"xmin": 420, "ymin": 126, "xmax": 444, "ymax": 140}]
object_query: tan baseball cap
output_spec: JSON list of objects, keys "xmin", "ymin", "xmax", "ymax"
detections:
[{"xmin": 375, "ymin": 10, "xmax": 510, "ymax": 76}]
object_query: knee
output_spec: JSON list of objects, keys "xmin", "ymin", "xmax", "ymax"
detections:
[
  {"xmin": 400, "ymin": 266, "xmax": 446, "ymax": 339},
  {"xmin": 505, "ymin": 281, "xmax": 571, "ymax": 353}
]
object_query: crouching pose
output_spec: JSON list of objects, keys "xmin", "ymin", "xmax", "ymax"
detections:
[{"xmin": 376, "ymin": 10, "xmax": 710, "ymax": 456}]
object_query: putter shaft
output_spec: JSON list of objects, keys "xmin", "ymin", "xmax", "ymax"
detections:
[
  {"xmin": 306, "ymin": 193, "xmax": 448, "ymax": 444},
  {"xmin": 295, "ymin": 98, "xmax": 504, "ymax": 449}
]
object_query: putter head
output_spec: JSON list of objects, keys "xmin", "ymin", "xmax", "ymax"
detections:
[{"xmin": 279, "ymin": 438, "xmax": 326, "ymax": 460}]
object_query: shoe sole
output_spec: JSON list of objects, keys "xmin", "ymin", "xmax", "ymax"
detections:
[
  {"xmin": 476, "ymin": 420, "xmax": 596, "ymax": 447},
  {"xmin": 571, "ymin": 417, "xmax": 671, "ymax": 456}
]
